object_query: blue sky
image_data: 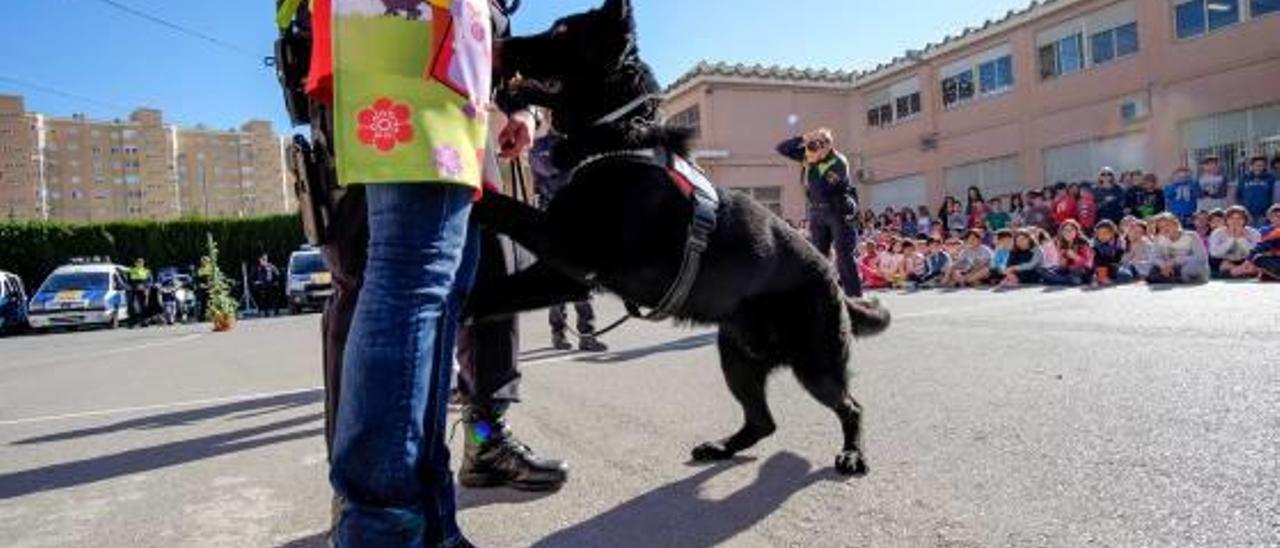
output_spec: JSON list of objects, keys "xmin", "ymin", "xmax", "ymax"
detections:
[{"xmin": 0, "ymin": 0, "xmax": 1031, "ymax": 132}]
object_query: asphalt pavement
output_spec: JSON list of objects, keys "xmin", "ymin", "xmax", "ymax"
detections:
[{"xmin": 0, "ymin": 284, "xmax": 1277, "ymax": 547}]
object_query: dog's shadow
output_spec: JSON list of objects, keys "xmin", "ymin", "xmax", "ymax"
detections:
[{"xmin": 531, "ymin": 452, "xmax": 839, "ymax": 547}]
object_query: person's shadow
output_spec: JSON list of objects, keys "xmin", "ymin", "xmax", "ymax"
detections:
[{"xmin": 531, "ymin": 452, "xmax": 837, "ymax": 547}]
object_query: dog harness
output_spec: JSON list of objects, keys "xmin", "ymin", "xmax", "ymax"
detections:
[{"xmin": 569, "ymin": 148, "xmax": 720, "ymax": 321}]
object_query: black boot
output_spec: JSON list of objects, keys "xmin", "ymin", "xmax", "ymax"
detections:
[
  {"xmin": 551, "ymin": 331, "xmax": 573, "ymax": 351},
  {"xmin": 458, "ymin": 407, "xmax": 568, "ymax": 492},
  {"xmin": 578, "ymin": 334, "xmax": 608, "ymax": 352}
]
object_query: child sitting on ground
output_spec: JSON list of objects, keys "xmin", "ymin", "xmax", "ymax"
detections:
[
  {"xmin": 858, "ymin": 241, "xmax": 888, "ymax": 290},
  {"xmin": 1091, "ymin": 220, "xmax": 1128, "ymax": 286},
  {"xmin": 1035, "ymin": 228, "xmax": 1060, "ymax": 270},
  {"xmin": 901, "ymin": 240, "xmax": 927, "ymax": 289},
  {"xmin": 1042, "ymin": 220, "xmax": 1094, "ymax": 286},
  {"xmin": 1121, "ymin": 219, "xmax": 1156, "ymax": 280},
  {"xmin": 1149, "ymin": 213, "xmax": 1211, "ymax": 284},
  {"xmin": 876, "ymin": 239, "xmax": 908, "ymax": 289},
  {"xmin": 943, "ymin": 230, "xmax": 995, "ymax": 288},
  {"xmin": 1208, "ymin": 206, "xmax": 1262, "ymax": 279},
  {"xmin": 1250, "ymin": 224, "xmax": 1280, "ymax": 281},
  {"xmin": 912, "ymin": 237, "xmax": 951, "ymax": 288},
  {"xmin": 1000, "ymin": 229, "xmax": 1044, "ymax": 288},
  {"xmin": 987, "ymin": 229, "xmax": 1014, "ymax": 285}
]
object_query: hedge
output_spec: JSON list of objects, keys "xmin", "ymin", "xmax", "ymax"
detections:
[{"xmin": 0, "ymin": 215, "xmax": 306, "ymax": 290}]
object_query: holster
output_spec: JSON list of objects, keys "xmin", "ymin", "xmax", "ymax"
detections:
[
  {"xmin": 274, "ymin": 0, "xmax": 312, "ymax": 126},
  {"xmin": 287, "ymin": 132, "xmax": 343, "ymax": 247}
]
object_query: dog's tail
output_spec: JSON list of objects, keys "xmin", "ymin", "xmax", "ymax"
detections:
[{"xmin": 845, "ymin": 296, "xmax": 891, "ymax": 338}]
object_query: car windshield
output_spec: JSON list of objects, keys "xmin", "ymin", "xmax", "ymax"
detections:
[
  {"xmin": 40, "ymin": 272, "xmax": 110, "ymax": 293},
  {"xmin": 290, "ymin": 253, "xmax": 327, "ymax": 275}
]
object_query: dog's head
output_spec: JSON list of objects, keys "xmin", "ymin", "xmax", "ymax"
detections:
[{"xmin": 499, "ymin": 0, "xmax": 658, "ymax": 134}]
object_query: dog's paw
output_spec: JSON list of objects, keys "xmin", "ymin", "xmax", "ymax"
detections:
[
  {"xmin": 691, "ymin": 442, "xmax": 735, "ymax": 462},
  {"xmin": 834, "ymin": 451, "xmax": 868, "ymax": 477}
]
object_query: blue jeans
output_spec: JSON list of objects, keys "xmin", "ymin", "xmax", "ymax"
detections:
[{"xmin": 330, "ymin": 183, "xmax": 480, "ymax": 548}]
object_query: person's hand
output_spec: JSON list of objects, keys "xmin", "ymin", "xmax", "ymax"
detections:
[{"xmin": 499, "ymin": 109, "xmax": 536, "ymax": 159}]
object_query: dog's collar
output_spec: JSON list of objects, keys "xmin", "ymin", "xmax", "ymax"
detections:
[
  {"xmin": 568, "ymin": 149, "xmax": 657, "ymax": 181},
  {"xmin": 592, "ymin": 93, "xmax": 661, "ymax": 126}
]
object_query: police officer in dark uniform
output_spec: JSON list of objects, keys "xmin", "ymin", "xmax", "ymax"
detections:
[{"xmin": 776, "ymin": 127, "xmax": 864, "ymax": 297}]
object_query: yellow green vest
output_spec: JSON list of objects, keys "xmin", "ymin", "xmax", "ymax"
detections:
[{"xmin": 332, "ymin": 0, "xmax": 492, "ymax": 188}]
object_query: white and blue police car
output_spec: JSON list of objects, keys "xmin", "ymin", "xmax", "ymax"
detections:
[
  {"xmin": 0, "ymin": 270, "xmax": 29, "ymax": 335},
  {"xmin": 27, "ymin": 261, "xmax": 131, "ymax": 331}
]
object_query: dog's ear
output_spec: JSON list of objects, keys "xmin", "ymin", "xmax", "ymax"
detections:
[{"xmin": 600, "ymin": 0, "xmax": 634, "ymax": 27}]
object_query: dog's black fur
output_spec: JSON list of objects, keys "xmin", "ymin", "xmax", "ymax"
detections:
[{"xmin": 481, "ymin": 0, "xmax": 889, "ymax": 475}]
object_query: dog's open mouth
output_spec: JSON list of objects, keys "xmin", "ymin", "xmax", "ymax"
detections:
[{"xmin": 510, "ymin": 75, "xmax": 563, "ymax": 96}]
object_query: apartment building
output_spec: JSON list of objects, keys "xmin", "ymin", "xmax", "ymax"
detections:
[
  {"xmin": 0, "ymin": 95, "xmax": 39, "ymax": 221},
  {"xmin": 664, "ymin": 0, "xmax": 1280, "ymax": 223},
  {"xmin": 0, "ymin": 94, "xmax": 294, "ymax": 223}
]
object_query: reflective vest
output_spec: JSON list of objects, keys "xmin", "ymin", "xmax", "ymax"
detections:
[{"xmin": 128, "ymin": 266, "xmax": 151, "ymax": 283}]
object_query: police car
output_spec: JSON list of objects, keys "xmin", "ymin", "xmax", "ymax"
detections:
[
  {"xmin": 0, "ymin": 270, "xmax": 29, "ymax": 335},
  {"xmin": 286, "ymin": 248, "xmax": 332, "ymax": 314},
  {"xmin": 27, "ymin": 261, "xmax": 131, "ymax": 331}
]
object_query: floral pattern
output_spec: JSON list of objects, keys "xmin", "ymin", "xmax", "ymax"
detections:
[
  {"xmin": 356, "ymin": 98, "xmax": 414, "ymax": 152},
  {"xmin": 434, "ymin": 145, "xmax": 463, "ymax": 178}
]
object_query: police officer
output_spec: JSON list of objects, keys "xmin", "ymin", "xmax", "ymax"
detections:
[
  {"xmin": 776, "ymin": 128, "xmax": 864, "ymax": 297},
  {"xmin": 275, "ymin": 1, "xmax": 566, "ymax": 544},
  {"xmin": 126, "ymin": 258, "xmax": 152, "ymax": 328}
]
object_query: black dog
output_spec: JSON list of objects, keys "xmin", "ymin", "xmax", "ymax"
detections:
[{"xmin": 480, "ymin": 0, "xmax": 890, "ymax": 476}]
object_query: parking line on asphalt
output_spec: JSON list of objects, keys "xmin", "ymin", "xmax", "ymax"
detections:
[
  {"xmin": 10, "ymin": 333, "xmax": 205, "ymax": 369},
  {"xmin": 0, "ymin": 387, "xmax": 322, "ymax": 427}
]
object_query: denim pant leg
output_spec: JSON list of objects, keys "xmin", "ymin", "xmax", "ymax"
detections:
[
  {"xmin": 420, "ymin": 220, "xmax": 480, "ymax": 547},
  {"xmin": 330, "ymin": 183, "xmax": 474, "ymax": 548}
]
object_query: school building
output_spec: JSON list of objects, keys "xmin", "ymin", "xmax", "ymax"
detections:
[{"xmin": 662, "ymin": 0, "xmax": 1280, "ymax": 224}]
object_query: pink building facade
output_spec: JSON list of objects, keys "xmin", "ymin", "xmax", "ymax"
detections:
[{"xmin": 663, "ymin": 0, "xmax": 1280, "ymax": 224}]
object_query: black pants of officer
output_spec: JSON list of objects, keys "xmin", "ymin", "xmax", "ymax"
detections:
[
  {"xmin": 320, "ymin": 189, "xmax": 525, "ymax": 454},
  {"xmin": 549, "ymin": 299, "xmax": 596, "ymax": 337},
  {"xmin": 808, "ymin": 208, "xmax": 863, "ymax": 298}
]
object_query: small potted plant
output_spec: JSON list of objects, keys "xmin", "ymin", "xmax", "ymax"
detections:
[{"xmin": 204, "ymin": 234, "xmax": 239, "ymax": 332}]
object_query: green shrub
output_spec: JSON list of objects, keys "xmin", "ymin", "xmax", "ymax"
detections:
[{"xmin": 0, "ymin": 215, "xmax": 305, "ymax": 290}]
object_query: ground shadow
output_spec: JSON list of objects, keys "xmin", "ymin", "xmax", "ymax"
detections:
[
  {"xmin": 532, "ymin": 452, "xmax": 836, "ymax": 547},
  {"xmin": 519, "ymin": 347, "xmax": 578, "ymax": 361},
  {"xmin": 575, "ymin": 332, "xmax": 718, "ymax": 365},
  {"xmin": 0, "ymin": 413, "xmax": 322, "ymax": 500},
  {"xmin": 11, "ymin": 389, "xmax": 323, "ymax": 446},
  {"xmin": 458, "ymin": 486, "xmax": 559, "ymax": 510},
  {"xmin": 277, "ymin": 533, "xmax": 326, "ymax": 548}
]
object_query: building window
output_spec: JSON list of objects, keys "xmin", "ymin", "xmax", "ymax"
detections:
[
  {"xmin": 895, "ymin": 93, "xmax": 922, "ymax": 121},
  {"xmin": 1176, "ymin": 0, "xmax": 1241, "ymax": 39},
  {"xmin": 944, "ymin": 53, "xmax": 1012, "ymax": 109},
  {"xmin": 867, "ymin": 101, "xmax": 894, "ymax": 128},
  {"xmin": 1091, "ymin": 22, "xmax": 1140, "ymax": 66},
  {"xmin": 667, "ymin": 106, "xmax": 701, "ymax": 138},
  {"xmin": 1040, "ymin": 34, "xmax": 1084, "ymax": 79},
  {"xmin": 1255, "ymin": 0, "xmax": 1280, "ymax": 16}
]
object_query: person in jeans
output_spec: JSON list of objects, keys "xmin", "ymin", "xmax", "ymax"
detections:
[
  {"xmin": 285, "ymin": 1, "xmax": 542, "ymax": 545},
  {"xmin": 776, "ymin": 128, "xmax": 864, "ymax": 297}
]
